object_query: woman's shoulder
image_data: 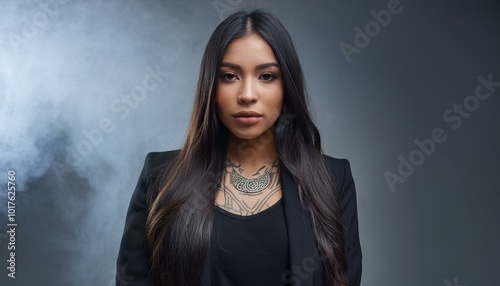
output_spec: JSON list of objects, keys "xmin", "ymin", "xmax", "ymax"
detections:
[
  {"xmin": 139, "ymin": 149, "xmax": 180, "ymax": 180},
  {"xmin": 321, "ymin": 154, "xmax": 353, "ymax": 188},
  {"xmin": 144, "ymin": 149, "xmax": 180, "ymax": 166},
  {"xmin": 322, "ymin": 153, "xmax": 350, "ymax": 171}
]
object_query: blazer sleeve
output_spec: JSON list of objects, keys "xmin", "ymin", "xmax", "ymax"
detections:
[
  {"xmin": 339, "ymin": 159, "xmax": 362, "ymax": 286},
  {"xmin": 116, "ymin": 153, "xmax": 154, "ymax": 286}
]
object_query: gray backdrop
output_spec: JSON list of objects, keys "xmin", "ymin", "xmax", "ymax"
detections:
[{"xmin": 0, "ymin": 0, "xmax": 499, "ymax": 285}]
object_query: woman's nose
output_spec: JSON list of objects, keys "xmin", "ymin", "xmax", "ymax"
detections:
[{"xmin": 237, "ymin": 79, "xmax": 258, "ymax": 104}]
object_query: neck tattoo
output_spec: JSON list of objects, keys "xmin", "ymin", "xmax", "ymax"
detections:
[{"xmin": 226, "ymin": 157, "xmax": 279, "ymax": 194}]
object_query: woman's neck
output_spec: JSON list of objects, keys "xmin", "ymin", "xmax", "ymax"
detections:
[{"xmin": 226, "ymin": 129, "xmax": 279, "ymax": 169}]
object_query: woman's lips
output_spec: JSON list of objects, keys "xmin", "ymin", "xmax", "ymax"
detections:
[
  {"xmin": 233, "ymin": 111, "xmax": 262, "ymax": 126},
  {"xmin": 234, "ymin": 116, "xmax": 262, "ymax": 125}
]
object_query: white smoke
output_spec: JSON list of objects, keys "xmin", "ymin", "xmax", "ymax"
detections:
[{"xmin": 0, "ymin": 0, "xmax": 217, "ymax": 284}]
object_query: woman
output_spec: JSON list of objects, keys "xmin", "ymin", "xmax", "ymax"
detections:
[{"xmin": 117, "ymin": 9, "xmax": 362, "ymax": 286}]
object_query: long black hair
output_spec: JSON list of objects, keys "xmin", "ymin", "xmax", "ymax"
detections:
[{"xmin": 146, "ymin": 10, "xmax": 348, "ymax": 286}]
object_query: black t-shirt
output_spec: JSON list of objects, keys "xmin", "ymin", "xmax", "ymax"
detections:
[{"xmin": 210, "ymin": 198, "xmax": 290, "ymax": 286}]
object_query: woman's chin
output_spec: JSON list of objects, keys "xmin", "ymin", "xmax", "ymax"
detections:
[
  {"xmin": 231, "ymin": 133, "xmax": 261, "ymax": 141},
  {"xmin": 229, "ymin": 129, "xmax": 275, "ymax": 143}
]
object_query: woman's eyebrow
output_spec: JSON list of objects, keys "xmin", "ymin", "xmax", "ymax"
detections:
[
  {"xmin": 220, "ymin": 62, "xmax": 280, "ymax": 70},
  {"xmin": 220, "ymin": 62, "xmax": 240, "ymax": 69},
  {"xmin": 255, "ymin": 62, "xmax": 280, "ymax": 70}
]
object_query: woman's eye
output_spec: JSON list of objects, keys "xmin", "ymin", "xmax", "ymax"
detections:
[
  {"xmin": 220, "ymin": 72, "xmax": 238, "ymax": 81},
  {"xmin": 260, "ymin": 73, "xmax": 276, "ymax": 81}
]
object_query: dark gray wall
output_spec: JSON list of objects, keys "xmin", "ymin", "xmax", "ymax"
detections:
[{"xmin": 0, "ymin": 0, "xmax": 499, "ymax": 285}]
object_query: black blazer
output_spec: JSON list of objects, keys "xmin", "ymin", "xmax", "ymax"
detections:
[{"xmin": 116, "ymin": 150, "xmax": 362, "ymax": 285}]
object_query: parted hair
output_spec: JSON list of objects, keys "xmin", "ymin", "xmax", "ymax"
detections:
[{"xmin": 146, "ymin": 9, "xmax": 348, "ymax": 286}]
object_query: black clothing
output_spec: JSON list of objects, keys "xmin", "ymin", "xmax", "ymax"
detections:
[
  {"xmin": 211, "ymin": 198, "xmax": 290, "ymax": 285},
  {"xmin": 116, "ymin": 150, "xmax": 362, "ymax": 286}
]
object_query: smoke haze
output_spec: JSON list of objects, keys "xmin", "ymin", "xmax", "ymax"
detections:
[{"xmin": 0, "ymin": 0, "xmax": 499, "ymax": 285}]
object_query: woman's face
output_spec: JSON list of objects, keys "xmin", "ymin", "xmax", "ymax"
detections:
[{"xmin": 216, "ymin": 33, "xmax": 283, "ymax": 141}]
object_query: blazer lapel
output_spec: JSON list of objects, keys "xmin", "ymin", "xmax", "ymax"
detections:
[{"xmin": 280, "ymin": 164, "xmax": 316, "ymax": 286}]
